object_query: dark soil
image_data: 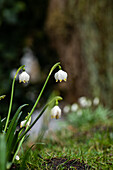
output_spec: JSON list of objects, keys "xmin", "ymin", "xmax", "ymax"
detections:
[
  {"xmin": 10, "ymin": 158, "xmax": 93, "ymax": 169},
  {"xmin": 43, "ymin": 158, "xmax": 93, "ymax": 170}
]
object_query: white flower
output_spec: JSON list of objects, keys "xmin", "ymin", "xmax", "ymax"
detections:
[
  {"xmin": 78, "ymin": 96, "xmax": 92, "ymax": 108},
  {"xmin": 54, "ymin": 70, "xmax": 67, "ymax": 82},
  {"xmin": 78, "ymin": 96, "xmax": 88, "ymax": 107},
  {"xmin": 63, "ymin": 105, "xmax": 70, "ymax": 113},
  {"xmin": 51, "ymin": 106, "xmax": 61, "ymax": 119},
  {"xmin": 20, "ymin": 117, "xmax": 31, "ymax": 128},
  {"xmin": 71, "ymin": 103, "xmax": 78, "ymax": 112},
  {"xmin": 15, "ymin": 155, "xmax": 20, "ymax": 161},
  {"xmin": 19, "ymin": 71, "xmax": 30, "ymax": 83},
  {"xmin": 93, "ymin": 97, "xmax": 99, "ymax": 106}
]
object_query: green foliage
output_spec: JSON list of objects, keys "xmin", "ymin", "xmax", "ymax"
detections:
[
  {"xmin": 0, "ymin": 134, "xmax": 6, "ymax": 170},
  {"xmin": 23, "ymin": 116, "xmax": 113, "ymax": 169},
  {"xmin": 0, "ymin": 62, "xmax": 64, "ymax": 169},
  {"xmin": 6, "ymin": 104, "xmax": 28, "ymax": 162},
  {"xmin": 67, "ymin": 105, "xmax": 112, "ymax": 128},
  {"xmin": 0, "ymin": 95, "xmax": 6, "ymax": 100}
]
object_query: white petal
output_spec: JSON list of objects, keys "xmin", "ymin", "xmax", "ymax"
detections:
[
  {"xmin": 19, "ymin": 71, "xmax": 30, "ymax": 83},
  {"xmin": 54, "ymin": 70, "xmax": 67, "ymax": 82},
  {"xmin": 15, "ymin": 155, "xmax": 20, "ymax": 160},
  {"xmin": 51, "ymin": 106, "xmax": 61, "ymax": 119},
  {"xmin": 20, "ymin": 120, "xmax": 26, "ymax": 128}
]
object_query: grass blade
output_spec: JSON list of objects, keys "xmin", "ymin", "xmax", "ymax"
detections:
[
  {"xmin": 6, "ymin": 104, "xmax": 28, "ymax": 161},
  {"xmin": 6, "ymin": 104, "xmax": 28, "ymax": 142},
  {"xmin": 0, "ymin": 134, "xmax": 6, "ymax": 170}
]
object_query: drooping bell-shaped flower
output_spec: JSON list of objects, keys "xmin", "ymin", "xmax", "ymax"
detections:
[
  {"xmin": 19, "ymin": 71, "xmax": 30, "ymax": 83},
  {"xmin": 51, "ymin": 106, "xmax": 61, "ymax": 119},
  {"xmin": 54, "ymin": 70, "xmax": 67, "ymax": 82},
  {"xmin": 20, "ymin": 117, "xmax": 31, "ymax": 128}
]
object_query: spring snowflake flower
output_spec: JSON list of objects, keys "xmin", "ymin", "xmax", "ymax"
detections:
[
  {"xmin": 63, "ymin": 105, "xmax": 70, "ymax": 113},
  {"xmin": 51, "ymin": 106, "xmax": 61, "ymax": 119},
  {"xmin": 54, "ymin": 70, "xmax": 67, "ymax": 82},
  {"xmin": 93, "ymin": 97, "xmax": 99, "ymax": 106},
  {"xmin": 78, "ymin": 97, "xmax": 92, "ymax": 108},
  {"xmin": 15, "ymin": 155, "xmax": 20, "ymax": 161},
  {"xmin": 71, "ymin": 103, "xmax": 78, "ymax": 112},
  {"xmin": 19, "ymin": 71, "xmax": 30, "ymax": 83},
  {"xmin": 20, "ymin": 117, "xmax": 31, "ymax": 128}
]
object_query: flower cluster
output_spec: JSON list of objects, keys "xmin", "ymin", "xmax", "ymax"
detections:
[
  {"xmin": 19, "ymin": 67, "xmax": 68, "ymax": 120},
  {"xmin": 63, "ymin": 96, "xmax": 100, "ymax": 116},
  {"xmin": 50, "ymin": 69, "xmax": 67, "ymax": 118},
  {"xmin": 0, "ymin": 62, "xmax": 67, "ymax": 168}
]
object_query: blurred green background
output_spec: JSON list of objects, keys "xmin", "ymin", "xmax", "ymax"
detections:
[{"xmin": 0, "ymin": 0, "xmax": 113, "ymax": 118}]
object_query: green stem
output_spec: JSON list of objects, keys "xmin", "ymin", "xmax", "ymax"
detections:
[
  {"xmin": 12, "ymin": 127, "xmax": 28, "ymax": 162},
  {"xmin": 25, "ymin": 62, "xmax": 60, "ymax": 122},
  {"xmin": 4, "ymin": 65, "xmax": 25, "ymax": 132}
]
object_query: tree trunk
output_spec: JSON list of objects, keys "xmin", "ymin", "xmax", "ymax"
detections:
[{"xmin": 46, "ymin": 0, "xmax": 90, "ymax": 103}]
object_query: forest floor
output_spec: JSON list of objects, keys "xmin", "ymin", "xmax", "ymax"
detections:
[{"xmin": 14, "ymin": 106, "xmax": 113, "ymax": 170}]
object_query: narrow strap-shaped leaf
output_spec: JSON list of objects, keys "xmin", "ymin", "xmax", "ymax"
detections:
[
  {"xmin": 0, "ymin": 95, "xmax": 6, "ymax": 100},
  {"xmin": 0, "ymin": 116, "xmax": 2, "ymax": 133},
  {"xmin": 1, "ymin": 117, "xmax": 6, "ymax": 123},
  {"xmin": 19, "ymin": 144, "xmax": 37, "ymax": 170},
  {"xmin": 6, "ymin": 111, "xmax": 22, "ymax": 161},
  {"xmin": 6, "ymin": 104, "xmax": 28, "ymax": 142},
  {"xmin": 0, "ymin": 134, "xmax": 6, "ymax": 170},
  {"xmin": 6, "ymin": 104, "xmax": 28, "ymax": 161}
]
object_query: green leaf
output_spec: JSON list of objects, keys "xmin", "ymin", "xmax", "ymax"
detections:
[
  {"xmin": 20, "ymin": 144, "xmax": 38, "ymax": 170},
  {"xmin": 0, "ymin": 95, "xmax": 6, "ymax": 100},
  {"xmin": 0, "ymin": 134, "xmax": 6, "ymax": 170},
  {"xmin": 0, "ymin": 116, "xmax": 2, "ymax": 133},
  {"xmin": 6, "ymin": 104, "xmax": 28, "ymax": 161},
  {"xmin": 0, "ymin": 117, "xmax": 6, "ymax": 133},
  {"xmin": 6, "ymin": 104, "xmax": 28, "ymax": 142}
]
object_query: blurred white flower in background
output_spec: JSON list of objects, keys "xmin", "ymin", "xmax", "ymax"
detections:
[
  {"xmin": 63, "ymin": 105, "xmax": 70, "ymax": 113},
  {"xmin": 93, "ymin": 97, "xmax": 99, "ymax": 106},
  {"xmin": 78, "ymin": 96, "xmax": 88, "ymax": 107},
  {"xmin": 55, "ymin": 70, "xmax": 67, "ymax": 82},
  {"xmin": 78, "ymin": 96, "xmax": 92, "ymax": 108},
  {"xmin": 71, "ymin": 103, "xmax": 78, "ymax": 112},
  {"xmin": 21, "ymin": 47, "xmax": 41, "ymax": 83},
  {"xmin": 19, "ymin": 71, "xmax": 30, "ymax": 83},
  {"xmin": 51, "ymin": 106, "xmax": 61, "ymax": 119}
]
